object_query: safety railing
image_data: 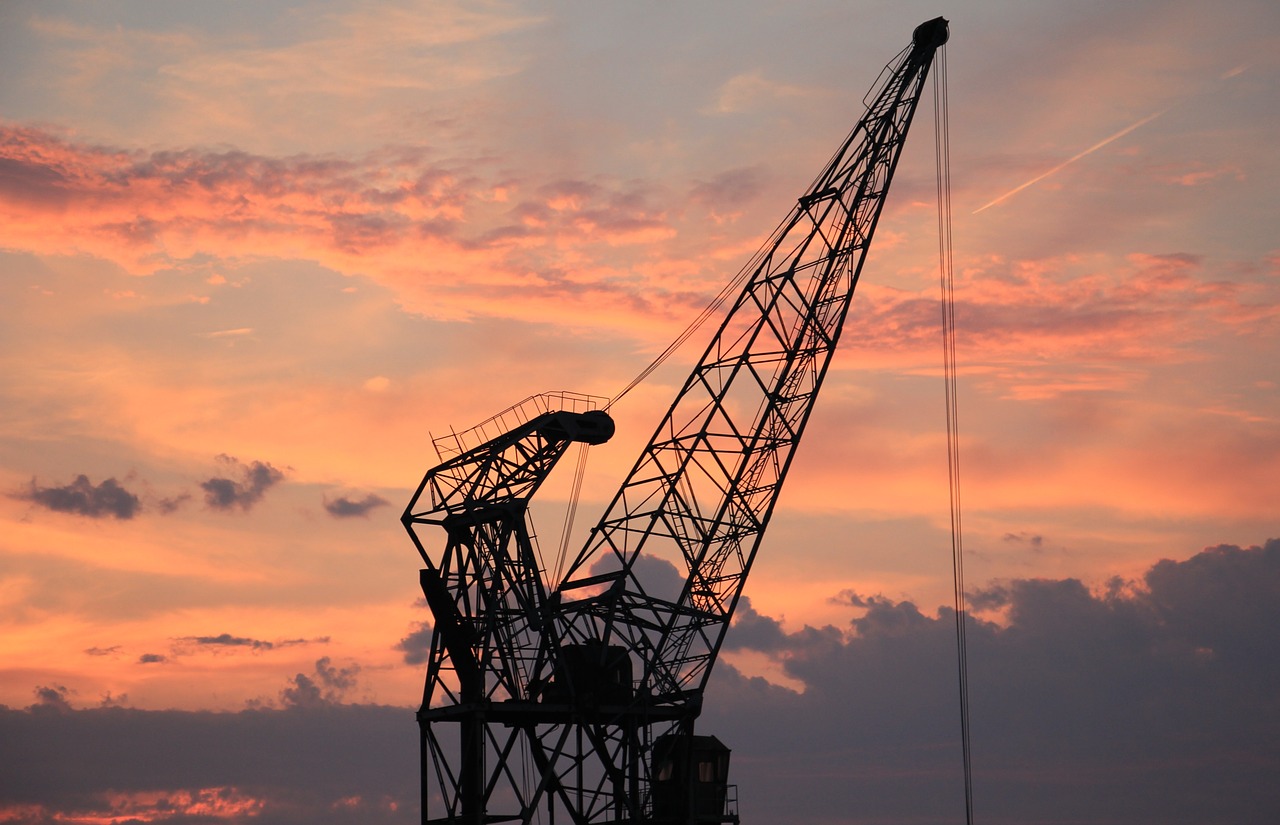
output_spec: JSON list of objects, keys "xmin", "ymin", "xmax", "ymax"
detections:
[{"xmin": 431, "ymin": 390, "xmax": 608, "ymax": 461}]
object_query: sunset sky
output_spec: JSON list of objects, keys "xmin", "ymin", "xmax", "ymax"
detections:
[{"xmin": 2, "ymin": 1, "xmax": 1278, "ymax": 823}]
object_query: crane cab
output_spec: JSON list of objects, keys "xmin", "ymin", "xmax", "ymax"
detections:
[
  {"xmin": 650, "ymin": 734, "xmax": 737, "ymax": 823},
  {"xmin": 539, "ymin": 641, "xmax": 634, "ymax": 706}
]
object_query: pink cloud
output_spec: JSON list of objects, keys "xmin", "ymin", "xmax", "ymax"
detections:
[
  {"xmin": 3, "ymin": 124, "xmax": 1275, "ymax": 393},
  {"xmin": 0, "ymin": 125, "xmax": 710, "ymax": 333},
  {"xmin": 840, "ymin": 250, "xmax": 1279, "ymax": 396}
]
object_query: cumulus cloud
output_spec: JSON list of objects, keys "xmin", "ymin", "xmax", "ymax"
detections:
[
  {"xmin": 30, "ymin": 685, "xmax": 74, "ymax": 714},
  {"xmin": 703, "ymin": 539, "xmax": 1280, "ymax": 824},
  {"xmin": 394, "ymin": 623, "xmax": 432, "ymax": 666},
  {"xmin": 280, "ymin": 657, "xmax": 361, "ymax": 709},
  {"xmin": 323, "ymin": 493, "xmax": 390, "ymax": 518},
  {"xmin": 721, "ymin": 597, "xmax": 793, "ymax": 653},
  {"xmin": 19, "ymin": 475, "xmax": 141, "ymax": 519},
  {"xmin": 200, "ymin": 455, "xmax": 285, "ymax": 511}
]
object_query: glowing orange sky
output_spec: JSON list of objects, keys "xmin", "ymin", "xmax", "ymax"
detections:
[{"xmin": 1, "ymin": 0, "xmax": 1278, "ymax": 717}]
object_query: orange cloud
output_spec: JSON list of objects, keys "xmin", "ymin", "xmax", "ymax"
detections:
[
  {"xmin": 839, "ymin": 250, "xmax": 1280, "ymax": 393},
  {"xmin": 0, "ymin": 125, "xmax": 715, "ymax": 335}
]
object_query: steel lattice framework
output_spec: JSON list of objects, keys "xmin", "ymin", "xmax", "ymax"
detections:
[{"xmin": 402, "ymin": 18, "xmax": 948, "ymax": 825}]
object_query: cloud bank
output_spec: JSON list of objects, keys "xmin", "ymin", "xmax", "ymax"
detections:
[{"xmin": 4, "ymin": 540, "xmax": 1276, "ymax": 824}]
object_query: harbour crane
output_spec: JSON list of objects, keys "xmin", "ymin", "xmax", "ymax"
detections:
[{"xmin": 402, "ymin": 17, "xmax": 950, "ymax": 824}]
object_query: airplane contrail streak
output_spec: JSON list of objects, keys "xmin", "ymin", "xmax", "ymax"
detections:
[{"xmin": 973, "ymin": 110, "xmax": 1165, "ymax": 214}]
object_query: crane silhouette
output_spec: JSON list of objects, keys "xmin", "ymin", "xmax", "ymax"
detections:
[{"xmin": 402, "ymin": 17, "xmax": 949, "ymax": 825}]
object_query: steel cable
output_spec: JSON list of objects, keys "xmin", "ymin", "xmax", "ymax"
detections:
[{"xmin": 934, "ymin": 42, "xmax": 975, "ymax": 825}]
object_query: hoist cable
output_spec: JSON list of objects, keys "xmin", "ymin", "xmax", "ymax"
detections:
[
  {"xmin": 606, "ymin": 251, "xmax": 756, "ymax": 410},
  {"xmin": 605, "ymin": 130, "xmax": 856, "ymax": 412},
  {"xmin": 934, "ymin": 44, "xmax": 975, "ymax": 825},
  {"xmin": 553, "ymin": 440, "xmax": 591, "ymax": 586}
]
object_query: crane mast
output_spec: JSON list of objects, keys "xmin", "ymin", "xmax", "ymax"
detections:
[{"xmin": 402, "ymin": 17, "xmax": 948, "ymax": 825}]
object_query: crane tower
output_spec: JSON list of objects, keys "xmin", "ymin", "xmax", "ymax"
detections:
[{"xmin": 402, "ymin": 17, "xmax": 949, "ymax": 824}]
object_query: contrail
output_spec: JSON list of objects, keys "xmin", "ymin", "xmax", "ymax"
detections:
[{"xmin": 973, "ymin": 110, "xmax": 1164, "ymax": 214}]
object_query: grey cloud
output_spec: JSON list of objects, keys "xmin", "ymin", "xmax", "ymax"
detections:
[
  {"xmin": 323, "ymin": 493, "xmax": 390, "ymax": 519},
  {"xmin": 201, "ymin": 455, "xmax": 284, "ymax": 511},
  {"xmin": 280, "ymin": 657, "xmax": 361, "ymax": 709},
  {"xmin": 827, "ymin": 589, "xmax": 899, "ymax": 608},
  {"xmin": 20, "ymin": 474, "xmax": 141, "ymax": 519},
  {"xmin": 722, "ymin": 597, "xmax": 791, "ymax": 653},
  {"xmin": 138, "ymin": 653, "xmax": 167, "ymax": 664},
  {"xmin": 395, "ymin": 623, "xmax": 432, "ymax": 666},
  {"xmin": 4, "ymin": 541, "xmax": 1277, "ymax": 824},
  {"xmin": 277, "ymin": 636, "xmax": 330, "ymax": 648},
  {"xmin": 702, "ymin": 539, "xmax": 1280, "ymax": 824},
  {"xmin": 177, "ymin": 633, "xmax": 275, "ymax": 651},
  {"xmin": 30, "ymin": 685, "xmax": 74, "ymax": 713},
  {"xmin": 0, "ymin": 701, "xmax": 417, "ymax": 824},
  {"xmin": 587, "ymin": 550, "xmax": 685, "ymax": 605},
  {"xmin": 966, "ymin": 584, "xmax": 1011, "ymax": 611},
  {"xmin": 169, "ymin": 634, "xmax": 328, "ymax": 658}
]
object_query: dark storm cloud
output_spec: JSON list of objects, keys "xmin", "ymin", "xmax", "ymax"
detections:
[
  {"xmin": 19, "ymin": 474, "xmax": 141, "ymax": 519},
  {"xmin": 702, "ymin": 539, "xmax": 1280, "ymax": 824},
  {"xmin": 200, "ymin": 454, "xmax": 284, "ymax": 511},
  {"xmin": 323, "ymin": 493, "xmax": 390, "ymax": 518}
]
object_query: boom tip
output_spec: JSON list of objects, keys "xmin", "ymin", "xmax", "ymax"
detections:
[{"xmin": 913, "ymin": 16, "xmax": 949, "ymax": 50}]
